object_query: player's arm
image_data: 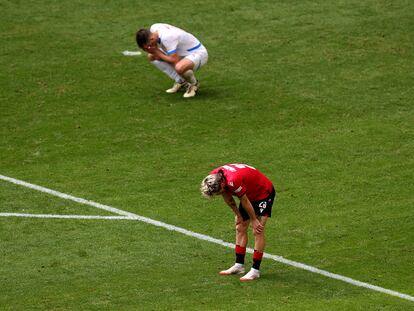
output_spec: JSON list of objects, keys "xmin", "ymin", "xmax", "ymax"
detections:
[
  {"xmin": 222, "ymin": 192, "xmax": 242, "ymax": 218},
  {"xmin": 147, "ymin": 46, "xmax": 181, "ymax": 65},
  {"xmin": 239, "ymin": 194, "xmax": 264, "ymax": 234}
]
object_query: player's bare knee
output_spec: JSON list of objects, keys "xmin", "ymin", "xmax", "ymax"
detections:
[
  {"xmin": 147, "ymin": 54, "xmax": 156, "ymax": 61},
  {"xmin": 253, "ymin": 229, "xmax": 265, "ymax": 237},
  {"xmin": 175, "ymin": 63, "xmax": 185, "ymax": 75},
  {"xmin": 236, "ymin": 223, "xmax": 248, "ymax": 234}
]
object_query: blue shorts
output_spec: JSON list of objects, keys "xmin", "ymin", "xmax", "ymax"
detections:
[{"xmin": 239, "ymin": 188, "xmax": 276, "ymax": 221}]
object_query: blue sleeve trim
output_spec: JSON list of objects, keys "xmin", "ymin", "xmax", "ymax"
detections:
[
  {"xmin": 187, "ymin": 42, "xmax": 202, "ymax": 52},
  {"xmin": 166, "ymin": 49, "xmax": 177, "ymax": 55}
]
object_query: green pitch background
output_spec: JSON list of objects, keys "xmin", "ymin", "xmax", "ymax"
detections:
[{"xmin": 1, "ymin": 0, "xmax": 413, "ymax": 310}]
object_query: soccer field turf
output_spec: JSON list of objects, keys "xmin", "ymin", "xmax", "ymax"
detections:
[{"xmin": 1, "ymin": 0, "xmax": 413, "ymax": 310}]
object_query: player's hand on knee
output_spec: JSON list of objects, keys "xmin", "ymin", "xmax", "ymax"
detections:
[{"xmin": 252, "ymin": 219, "xmax": 264, "ymax": 235}]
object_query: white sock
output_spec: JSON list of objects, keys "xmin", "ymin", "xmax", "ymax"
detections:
[
  {"xmin": 182, "ymin": 70, "xmax": 197, "ymax": 85},
  {"xmin": 151, "ymin": 60, "xmax": 184, "ymax": 83}
]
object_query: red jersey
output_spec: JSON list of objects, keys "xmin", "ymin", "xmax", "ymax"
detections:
[{"xmin": 210, "ymin": 164, "xmax": 274, "ymax": 201}]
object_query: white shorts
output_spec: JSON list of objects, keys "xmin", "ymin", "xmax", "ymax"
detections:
[{"xmin": 184, "ymin": 46, "xmax": 208, "ymax": 71}]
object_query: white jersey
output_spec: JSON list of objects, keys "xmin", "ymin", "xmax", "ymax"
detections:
[{"xmin": 150, "ymin": 23, "xmax": 203, "ymax": 57}]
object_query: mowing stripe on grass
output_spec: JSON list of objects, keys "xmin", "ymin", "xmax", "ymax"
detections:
[{"xmin": 1, "ymin": 173, "xmax": 413, "ymax": 303}]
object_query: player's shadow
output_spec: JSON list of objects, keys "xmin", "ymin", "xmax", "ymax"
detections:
[
  {"xmin": 162, "ymin": 88, "xmax": 224, "ymax": 104},
  {"xmin": 196, "ymin": 87, "xmax": 223, "ymax": 99}
]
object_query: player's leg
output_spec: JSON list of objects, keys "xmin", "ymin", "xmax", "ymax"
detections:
[
  {"xmin": 175, "ymin": 58, "xmax": 196, "ymax": 83},
  {"xmin": 236, "ymin": 218, "xmax": 249, "ymax": 249},
  {"xmin": 219, "ymin": 213, "xmax": 250, "ymax": 275},
  {"xmin": 253, "ymin": 216, "xmax": 268, "ymax": 253},
  {"xmin": 240, "ymin": 216, "xmax": 268, "ymax": 281},
  {"xmin": 176, "ymin": 50, "xmax": 208, "ymax": 98},
  {"xmin": 148, "ymin": 54, "xmax": 186, "ymax": 93}
]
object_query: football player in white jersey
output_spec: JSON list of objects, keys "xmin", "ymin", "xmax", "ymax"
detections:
[{"xmin": 136, "ymin": 23, "xmax": 208, "ymax": 98}]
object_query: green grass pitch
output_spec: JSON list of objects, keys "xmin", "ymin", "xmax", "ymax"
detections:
[{"xmin": 1, "ymin": 0, "xmax": 413, "ymax": 310}]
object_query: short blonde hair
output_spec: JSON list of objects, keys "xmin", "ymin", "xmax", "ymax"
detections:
[{"xmin": 200, "ymin": 172, "xmax": 224, "ymax": 198}]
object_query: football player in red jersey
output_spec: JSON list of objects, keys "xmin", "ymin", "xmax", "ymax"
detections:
[{"xmin": 201, "ymin": 164, "xmax": 276, "ymax": 281}]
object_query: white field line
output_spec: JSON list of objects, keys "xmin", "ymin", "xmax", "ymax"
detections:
[
  {"xmin": 0, "ymin": 213, "xmax": 131, "ymax": 220},
  {"xmin": 0, "ymin": 174, "xmax": 413, "ymax": 303}
]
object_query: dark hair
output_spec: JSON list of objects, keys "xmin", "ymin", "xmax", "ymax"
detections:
[{"xmin": 135, "ymin": 28, "xmax": 151, "ymax": 49}]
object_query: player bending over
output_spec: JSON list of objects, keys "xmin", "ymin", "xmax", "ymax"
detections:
[
  {"xmin": 136, "ymin": 23, "xmax": 208, "ymax": 98},
  {"xmin": 201, "ymin": 164, "xmax": 276, "ymax": 281}
]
